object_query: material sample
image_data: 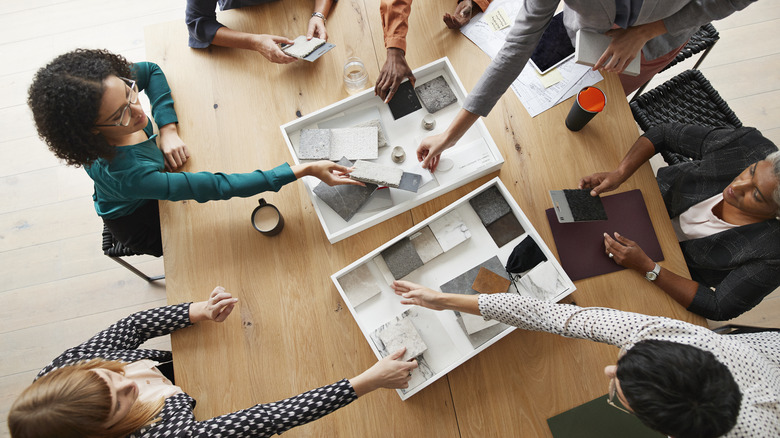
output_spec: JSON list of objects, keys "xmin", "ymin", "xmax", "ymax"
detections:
[
  {"xmin": 350, "ymin": 160, "xmax": 404, "ymax": 188},
  {"xmin": 415, "ymin": 76, "xmax": 458, "ymax": 113}
]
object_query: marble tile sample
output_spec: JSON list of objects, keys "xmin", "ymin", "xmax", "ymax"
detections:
[
  {"xmin": 397, "ymin": 172, "xmax": 422, "ymax": 193},
  {"xmin": 469, "ymin": 186, "xmax": 512, "ymax": 226},
  {"xmin": 485, "ymin": 212, "xmax": 525, "ymax": 248},
  {"xmin": 350, "ymin": 160, "xmax": 404, "ymax": 188},
  {"xmin": 429, "ymin": 210, "xmax": 471, "ymax": 252},
  {"xmin": 352, "ymin": 119, "xmax": 389, "ymax": 148},
  {"xmin": 297, "ymin": 129, "xmax": 331, "ymax": 159},
  {"xmin": 282, "ymin": 36, "xmax": 326, "ymax": 58},
  {"xmin": 373, "ymin": 255, "xmax": 396, "ymax": 285},
  {"xmin": 313, "ymin": 158, "xmax": 377, "ymax": 221},
  {"xmin": 409, "ymin": 226, "xmax": 443, "ymax": 263},
  {"xmin": 373, "ymin": 315, "xmax": 427, "ymax": 361},
  {"xmin": 472, "ymin": 267, "xmax": 511, "ymax": 294},
  {"xmin": 388, "ymin": 81, "xmax": 423, "ymax": 120},
  {"xmin": 415, "ymin": 76, "xmax": 458, "ymax": 113},
  {"xmin": 440, "ymin": 256, "xmax": 509, "ymax": 335},
  {"xmin": 339, "ymin": 263, "xmax": 381, "ymax": 307},
  {"xmin": 381, "ymin": 238, "xmax": 424, "ymax": 279},
  {"xmin": 518, "ymin": 261, "xmax": 564, "ymax": 301},
  {"xmin": 329, "ymin": 127, "xmax": 379, "ymax": 160}
]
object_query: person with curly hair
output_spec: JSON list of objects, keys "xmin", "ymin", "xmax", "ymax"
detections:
[
  {"xmin": 28, "ymin": 49, "xmax": 361, "ymax": 257},
  {"xmin": 8, "ymin": 287, "xmax": 418, "ymax": 438}
]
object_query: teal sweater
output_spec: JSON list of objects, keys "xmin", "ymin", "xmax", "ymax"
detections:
[{"xmin": 86, "ymin": 62, "xmax": 296, "ymax": 219}]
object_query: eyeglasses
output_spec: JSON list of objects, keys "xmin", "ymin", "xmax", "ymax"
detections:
[
  {"xmin": 607, "ymin": 376, "xmax": 632, "ymax": 414},
  {"xmin": 95, "ymin": 77, "xmax": 138, "ymax": 127}
]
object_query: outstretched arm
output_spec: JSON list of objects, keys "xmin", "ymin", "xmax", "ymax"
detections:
[
  {"xmin": 578, "ymin": 135, "xmax": 656, "ymax": 196},
  {"xmin": 376, "ymin": 0, "xmax": 416, "ymax": 102}
]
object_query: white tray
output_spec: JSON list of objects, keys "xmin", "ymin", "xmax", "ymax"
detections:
[
  {"xmin": 331, "ymin": 178, "xmax": 576, "ymax": 399},
  {"xmin": 280, "ymin": 57, "xmax": 504, "ymax": 243}
]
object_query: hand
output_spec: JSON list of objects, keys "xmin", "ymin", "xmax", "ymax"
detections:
[
  {"xmin": 578, "ymin": 170, "xmax": 625, "ymax": 196},
  {"xmin": 443, "ymin": 0, "xmax": 474, "ymax": 29},
  {"xmin": 251, "ymin": 34, "xmax": 297, "ymax": 64},
  {"xmin": 190, "ymin": 286, "xmax": 239, "ymax": 323},
  {"xmin": 375, "ymin": 48, "xmax": 415, "ymax": 103},
  {"xmin": 350, "ymin": 347, "xmax": 419, "ymax": 396},
  {"xmin": 298, "ymin": 161, "xmax": 366, "ymax": 187},
  {"xmin": 158, "ymin": 124, "xmax": 190, "ymax": 171},
  {"xmin": 593, "ymin": 27, "xmax": 648, "ymax": 74},
  {"xmin": 603, "ymin": 232, "xmax": 655, "ymax": 273},
  {"xmin": 417, "ymin": 132, "xmax": 453, "ymax": 172},
  {"xmin": 307, "ymin": 16, "xmax": 327, "ymax": 40},
  {"xmin": 392, "ymin": 281, "xmax": 446, "ymax": 310}
]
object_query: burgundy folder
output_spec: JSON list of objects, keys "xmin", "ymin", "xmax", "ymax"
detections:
[{"xmin": 545, "ymin": 189, "xmax": 664, "ymax": 281}]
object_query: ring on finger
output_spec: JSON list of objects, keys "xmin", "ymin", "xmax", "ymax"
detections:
[{"xmin": 608, "ymin": 252, "xmax": 614, "ymax": 259}]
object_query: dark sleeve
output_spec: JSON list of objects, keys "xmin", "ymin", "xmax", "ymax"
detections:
[
  {"xmin": 37, "ymin": 304, "xmax": 193, "ymax": 378},
  {"xmin": 186, "ymin": 0, "xmax": 224, "ymax": 48},
  {"xmin": 687, "ymin": 260, "xmax": 780, "ymax": 321},
  {"xmin": 131, "ymin": 62, "xmax": 178, "ymax": 128},
  {"xmin": 641, "ymin": 123, "xmax": 721, "ymax": 158},
  {"xmin": 162, "ymin": 379, "xmax": 358, "ymax": 437}
]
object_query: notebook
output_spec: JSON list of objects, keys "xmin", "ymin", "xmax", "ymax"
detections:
[{"xmin": 574, "ymin": 30, "xmax": 641, "ymax": 76}]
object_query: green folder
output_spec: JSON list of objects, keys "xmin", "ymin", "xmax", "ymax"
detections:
[{"xmin": 547, "ymin": 395, "xmax": 664, "ymax": 438}]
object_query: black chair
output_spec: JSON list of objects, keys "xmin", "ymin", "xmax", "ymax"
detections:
[
  {"xmin": 630, "ymin": 69, "xmax": 742, "ymax": 165},
  {"xmin": 102, "ymin": 224, "xmax": 164, "ymax": 282},
  {"xmin": 631, "ymin": 23, "xmax": 720, "ymax": 100}
]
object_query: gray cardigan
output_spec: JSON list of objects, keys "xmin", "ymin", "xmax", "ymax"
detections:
[{"xmin": 464, "ymin": 0, "xmax": 757, "ymax": 116}]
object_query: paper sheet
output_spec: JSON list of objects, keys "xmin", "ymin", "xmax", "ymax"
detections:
[{"xmin": 460, "ymin": 0, "xmax": 603, "ymax": 117}]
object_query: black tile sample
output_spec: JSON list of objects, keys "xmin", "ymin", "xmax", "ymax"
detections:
[
  {"xmin": 485, "ymin": 212, "xmax": 525, "ymax": 248},
  {"xmin": 387, "ymin": 81, "xmax": 422, "ymax": 120}
]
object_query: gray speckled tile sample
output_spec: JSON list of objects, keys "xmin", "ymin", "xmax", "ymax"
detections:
[
  {"xmin": 329, "ymin": 127, "xmax": 378, "ymax": 160},
  {"xmin": 352, "ymin": 119, "xmax": 389, "ymax": 148},
  {"xmin": 298, "ymin": 129, "xmax": 331, "ymax": 159},
  {"xmin": 373, "ymin": 315, "xmax": 427, "ymax": 361},
  {"xmin": 429, "ymin": 210, "xmax": 471, "ymax": 252},
  {"xmin": 409, "ymin": 226, "xmax": 443, "ymax": 264},
  {"xmin": 282, "ymin": 35, "xmax": 326, "ymax": 58},
  {"xmin": 350, "ymin": 160, "xmax": 403, "ymax": 188},
  {"xmin": 338, "ymin": 263, "xmax": 381, "ymax": 307},
  {"xmin": 381, "ymin": 238, "xmax": 424, "ymax": 280},
  {"xmin": 469, "ymin": 186, "xmax": 512, "ymax": 226},
  {"xmin": 415, "ymin": 76, "xmax": 458, "ymax": 113},
  {"xmin": 397, "ymin": 172, "xmax": 422, "ymax": 193},
  {"xmin": 440, "ymin": 256, "xmax": 509, "ymax": 335},
  {"xmin": 313, "ymin": 157, "xmax": 378, "ymax": 221}
]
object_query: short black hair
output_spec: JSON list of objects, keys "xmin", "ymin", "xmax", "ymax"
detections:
[
  {"xmin": 28, "ymin": 49, "xmax": 133, "ymax": 167},
  {"xmin": 617, "ymin": 340, "xmax": 741, "ymax": 438}
]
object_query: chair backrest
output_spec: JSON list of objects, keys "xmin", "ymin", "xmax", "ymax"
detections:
[
  {"xmin": 102, "ymin": 224, "xmax": 141, "ymax": 257},
  {"xmin": 630, "ymin": 69, "xmax": 742, "ymax": 165},
  {"xmin": 659, "ymin": 23, "xmax": 720, "ymax": 73}
]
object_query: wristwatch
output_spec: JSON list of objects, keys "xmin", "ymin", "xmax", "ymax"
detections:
[
  {"xmin": 311, "ymin": 12, "xmax": 326, "ymax": 23},
  {"xmin": 645, "ymin": 263, "xmax": 661, "ymax": 282}
]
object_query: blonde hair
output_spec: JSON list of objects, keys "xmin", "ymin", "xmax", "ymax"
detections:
[{"xmin": 8, "ymin": 359, "xmax": 165, "ymax": 438}]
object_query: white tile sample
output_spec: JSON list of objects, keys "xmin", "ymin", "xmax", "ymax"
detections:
[
  {"xmin": 461, "ymin": 313, "xmax": 500, "ymax": 335},
  {"xmin": 409, "ymin": 226, "xmax": 443, "ymax": 263},
  {"xmin": 329, "ymin": 127, "xmax": 378, "ymax": 160},
  {"xmin": 339, "ymin": 263, "xmax": 381, "ymax": 307},
  {"xmin": 283, "ymin": 35, "xmax": 326, "ymax": 58},
  {"xmin": 374, "ymin": 316, "xmax": 428, "ymax": 361},
  {"xmin": 429, "ymin": 210, "xmax": 471, "ymax": 252},
  {"xmin": 518, "ymin": 261, "xmax": 565, "ymax": 301},
  {"xmin": 353, "ymin": 119, "xmax": 389, "ymax": 148},
  {"xmin": 350, "ymin": 160, "xmax": 404, "ymax": 188}
]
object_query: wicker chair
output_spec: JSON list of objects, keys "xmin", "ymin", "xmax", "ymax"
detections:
[
  {"xmin": 630, "ymin": 69, "xmax": 742, "ymax": 165},
  {"xmin": 631, "ymin": 23, "xmax": 720, "ymax": 100},
  {"xmin": 102, "ymin": 224, "xmax": 164, "ymax": 282}
]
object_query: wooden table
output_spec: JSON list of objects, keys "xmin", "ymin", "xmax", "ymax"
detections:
[{"xmin": 145, "ymin": 0, "xmax": 705, "ymax": 436}]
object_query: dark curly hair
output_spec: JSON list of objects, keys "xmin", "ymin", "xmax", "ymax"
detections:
[
  {"xmin": 28, "ymin": 49, "xmax": 133, "ymax": 167},
  {"xmin": 617, "ymin": 340, "xmax": 742, "ymax": 438}
]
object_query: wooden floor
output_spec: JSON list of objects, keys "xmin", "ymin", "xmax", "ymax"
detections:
[{"xmin": 1, "ymin": 2, "xmax": 778, "ymax": 436}]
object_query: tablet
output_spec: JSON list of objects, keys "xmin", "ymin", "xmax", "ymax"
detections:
[{"xmin": 529, "ymin": 12, "xmax": 575, "ymax": 75}]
